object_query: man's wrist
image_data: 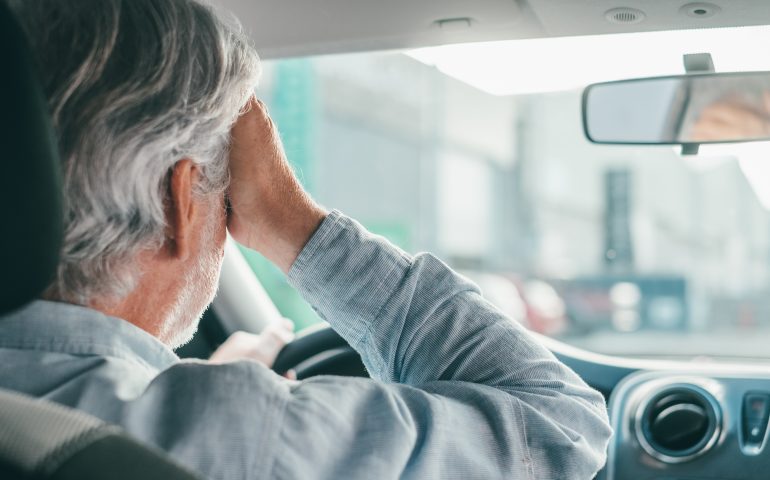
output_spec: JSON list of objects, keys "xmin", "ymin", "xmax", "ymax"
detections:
[
  {"xmin": 236, "ymin": 200, "xmax": 327, "ymax": 274},
  {"xmin": 275, "ymin": 202, "xmax": 328, "ymax": 273}
]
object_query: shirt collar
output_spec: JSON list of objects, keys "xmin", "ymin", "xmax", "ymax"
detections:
[{"xmin": 0, "ymin": 300, "xmax": 179, "ymax": 372}]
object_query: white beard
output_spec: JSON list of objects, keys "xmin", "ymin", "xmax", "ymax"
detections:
[{"xmin": 161, "ymin": 215, "xmax": 224, "ymax": 349}]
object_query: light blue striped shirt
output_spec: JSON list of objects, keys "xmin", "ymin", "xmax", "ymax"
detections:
[{"xmin": 0, "ymin": 211, "xmax": 611, "ymax": 479}]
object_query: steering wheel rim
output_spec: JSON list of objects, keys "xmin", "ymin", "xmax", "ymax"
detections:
[{"xmin": 272, "ymin": 326, "xmax": 368, "ymax": 379}]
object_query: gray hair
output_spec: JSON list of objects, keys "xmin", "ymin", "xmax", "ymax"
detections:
[{"xmin": 8, "ymin": 0, "xmax": 261, "ymax": 304}]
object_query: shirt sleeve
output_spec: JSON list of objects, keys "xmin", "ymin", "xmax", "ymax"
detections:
[{"xmin": 272, "ymin": 210, "xmax": 612, "ymax": 479}]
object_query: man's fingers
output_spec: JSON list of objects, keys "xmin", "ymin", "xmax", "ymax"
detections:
[
  {"xmin": 262, "ymin": 319, "xmax": 295, "ymax": 345},
  {"xmin": 208, "ymin": 319, "xmax": 296, "ymax": 367}
]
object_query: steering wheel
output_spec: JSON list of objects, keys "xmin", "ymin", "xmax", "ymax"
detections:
[{"xmin": 272, "ymin": 326, "xmax": 368, "ymax": 379}]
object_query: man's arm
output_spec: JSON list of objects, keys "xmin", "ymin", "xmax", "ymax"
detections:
[
  {"xmin": 274, "ymin": 211, "xmax": 611, "ymax": 479},
  {"xmin": 224, "ymin": 98, "xmax": 612, "ymax": 478}
]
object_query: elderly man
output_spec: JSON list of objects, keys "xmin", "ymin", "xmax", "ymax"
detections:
[{"xmin": 0, "ymin": 0, "xmax": 612, "ymax": 478}]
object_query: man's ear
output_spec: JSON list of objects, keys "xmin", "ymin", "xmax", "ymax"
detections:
[{"xmin": 166, "ymin": 159, "xmax": 200, "ymax": 261}]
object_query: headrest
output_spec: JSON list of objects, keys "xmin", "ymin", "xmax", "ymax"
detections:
[{"xmin": 0, "ymin": 1, "xmax": 63, "ymax": 314}]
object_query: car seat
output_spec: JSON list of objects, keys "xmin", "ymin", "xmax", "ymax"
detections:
[{"xmin": 0, "ymin": 1, "xmax": 202, "ymax": 478}]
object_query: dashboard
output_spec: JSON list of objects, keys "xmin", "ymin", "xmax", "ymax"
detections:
[
  {"xmin": 544, "ymin": 336, "xmax": 770, "ymax": 480},
  {"xmin": 603, "ymin": 371, "xmax": 770, "ymax": 480}
]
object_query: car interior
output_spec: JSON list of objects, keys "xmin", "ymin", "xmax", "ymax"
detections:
[{"xmin": 3, "ymin": 0, "xmax": 770, "ymax": 479}]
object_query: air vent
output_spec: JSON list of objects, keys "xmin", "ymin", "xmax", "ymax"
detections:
[
  {"xmin": 605, "ymin": 7, "xmax": 646, "ymax": 25},
  {"xmin": 635, "ymin": 385, "xmax": 721, "ymax": 463}
]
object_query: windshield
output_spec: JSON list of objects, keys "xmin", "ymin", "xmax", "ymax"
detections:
[{"xmin": 240, "ymin": 27, "xmax": 770, "ymax": 362}]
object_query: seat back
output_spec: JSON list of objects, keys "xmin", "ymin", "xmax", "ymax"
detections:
[
  {"xmin": 0, "ymin": 0, "xmax": 63, "ymax": 315},
  {"xmin": 0, "ymin": 389, "xmax": 202, "ymax": 480}
]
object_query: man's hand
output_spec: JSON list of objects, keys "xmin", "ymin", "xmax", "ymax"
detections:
[
  {"xmin": 689, "ymin": 93, "xmax": 770, "ymax": 142},
  {"xmin": 209, "ymin": 320, "xmax": 295, "ymax": 372},
  {"xmin": 228, "ymin": 97, "xmax": 327, "ymax": 273}
]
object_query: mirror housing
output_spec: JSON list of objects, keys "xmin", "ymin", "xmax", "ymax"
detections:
[{"xmin": 582, "ymin": 71, "xmax": 770, "ymax": 148}]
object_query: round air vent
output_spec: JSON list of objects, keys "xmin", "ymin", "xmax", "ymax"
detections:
[
  {"xmin": 680, "ymin": 3, "xmax": 721, "ymax": 19},
  {"xmin": 636, "ymin": 385, "xmax": 721, "ymax": 463},
  {"xmin": 605, "ymin": 7, "xmax": 646, "ymax": 25}
]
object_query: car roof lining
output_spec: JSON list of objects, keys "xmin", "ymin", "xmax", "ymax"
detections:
[{"xmin": 211, "ymin": 0, "xmax": 770, "ymax": 59}]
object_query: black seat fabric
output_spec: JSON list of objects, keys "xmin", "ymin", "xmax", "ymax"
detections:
[
  {"xmin": 0, "ymin": 0, "xmax": 63, "ymax": 315},
  {"xmin": 0, "ymin": 389, "xmax": 202, "ymax": 480}
]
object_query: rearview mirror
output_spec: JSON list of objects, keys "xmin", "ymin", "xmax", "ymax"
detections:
[{"xmin": 583, "ymin": 72, "xmax": 770, "ymax": 146}]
